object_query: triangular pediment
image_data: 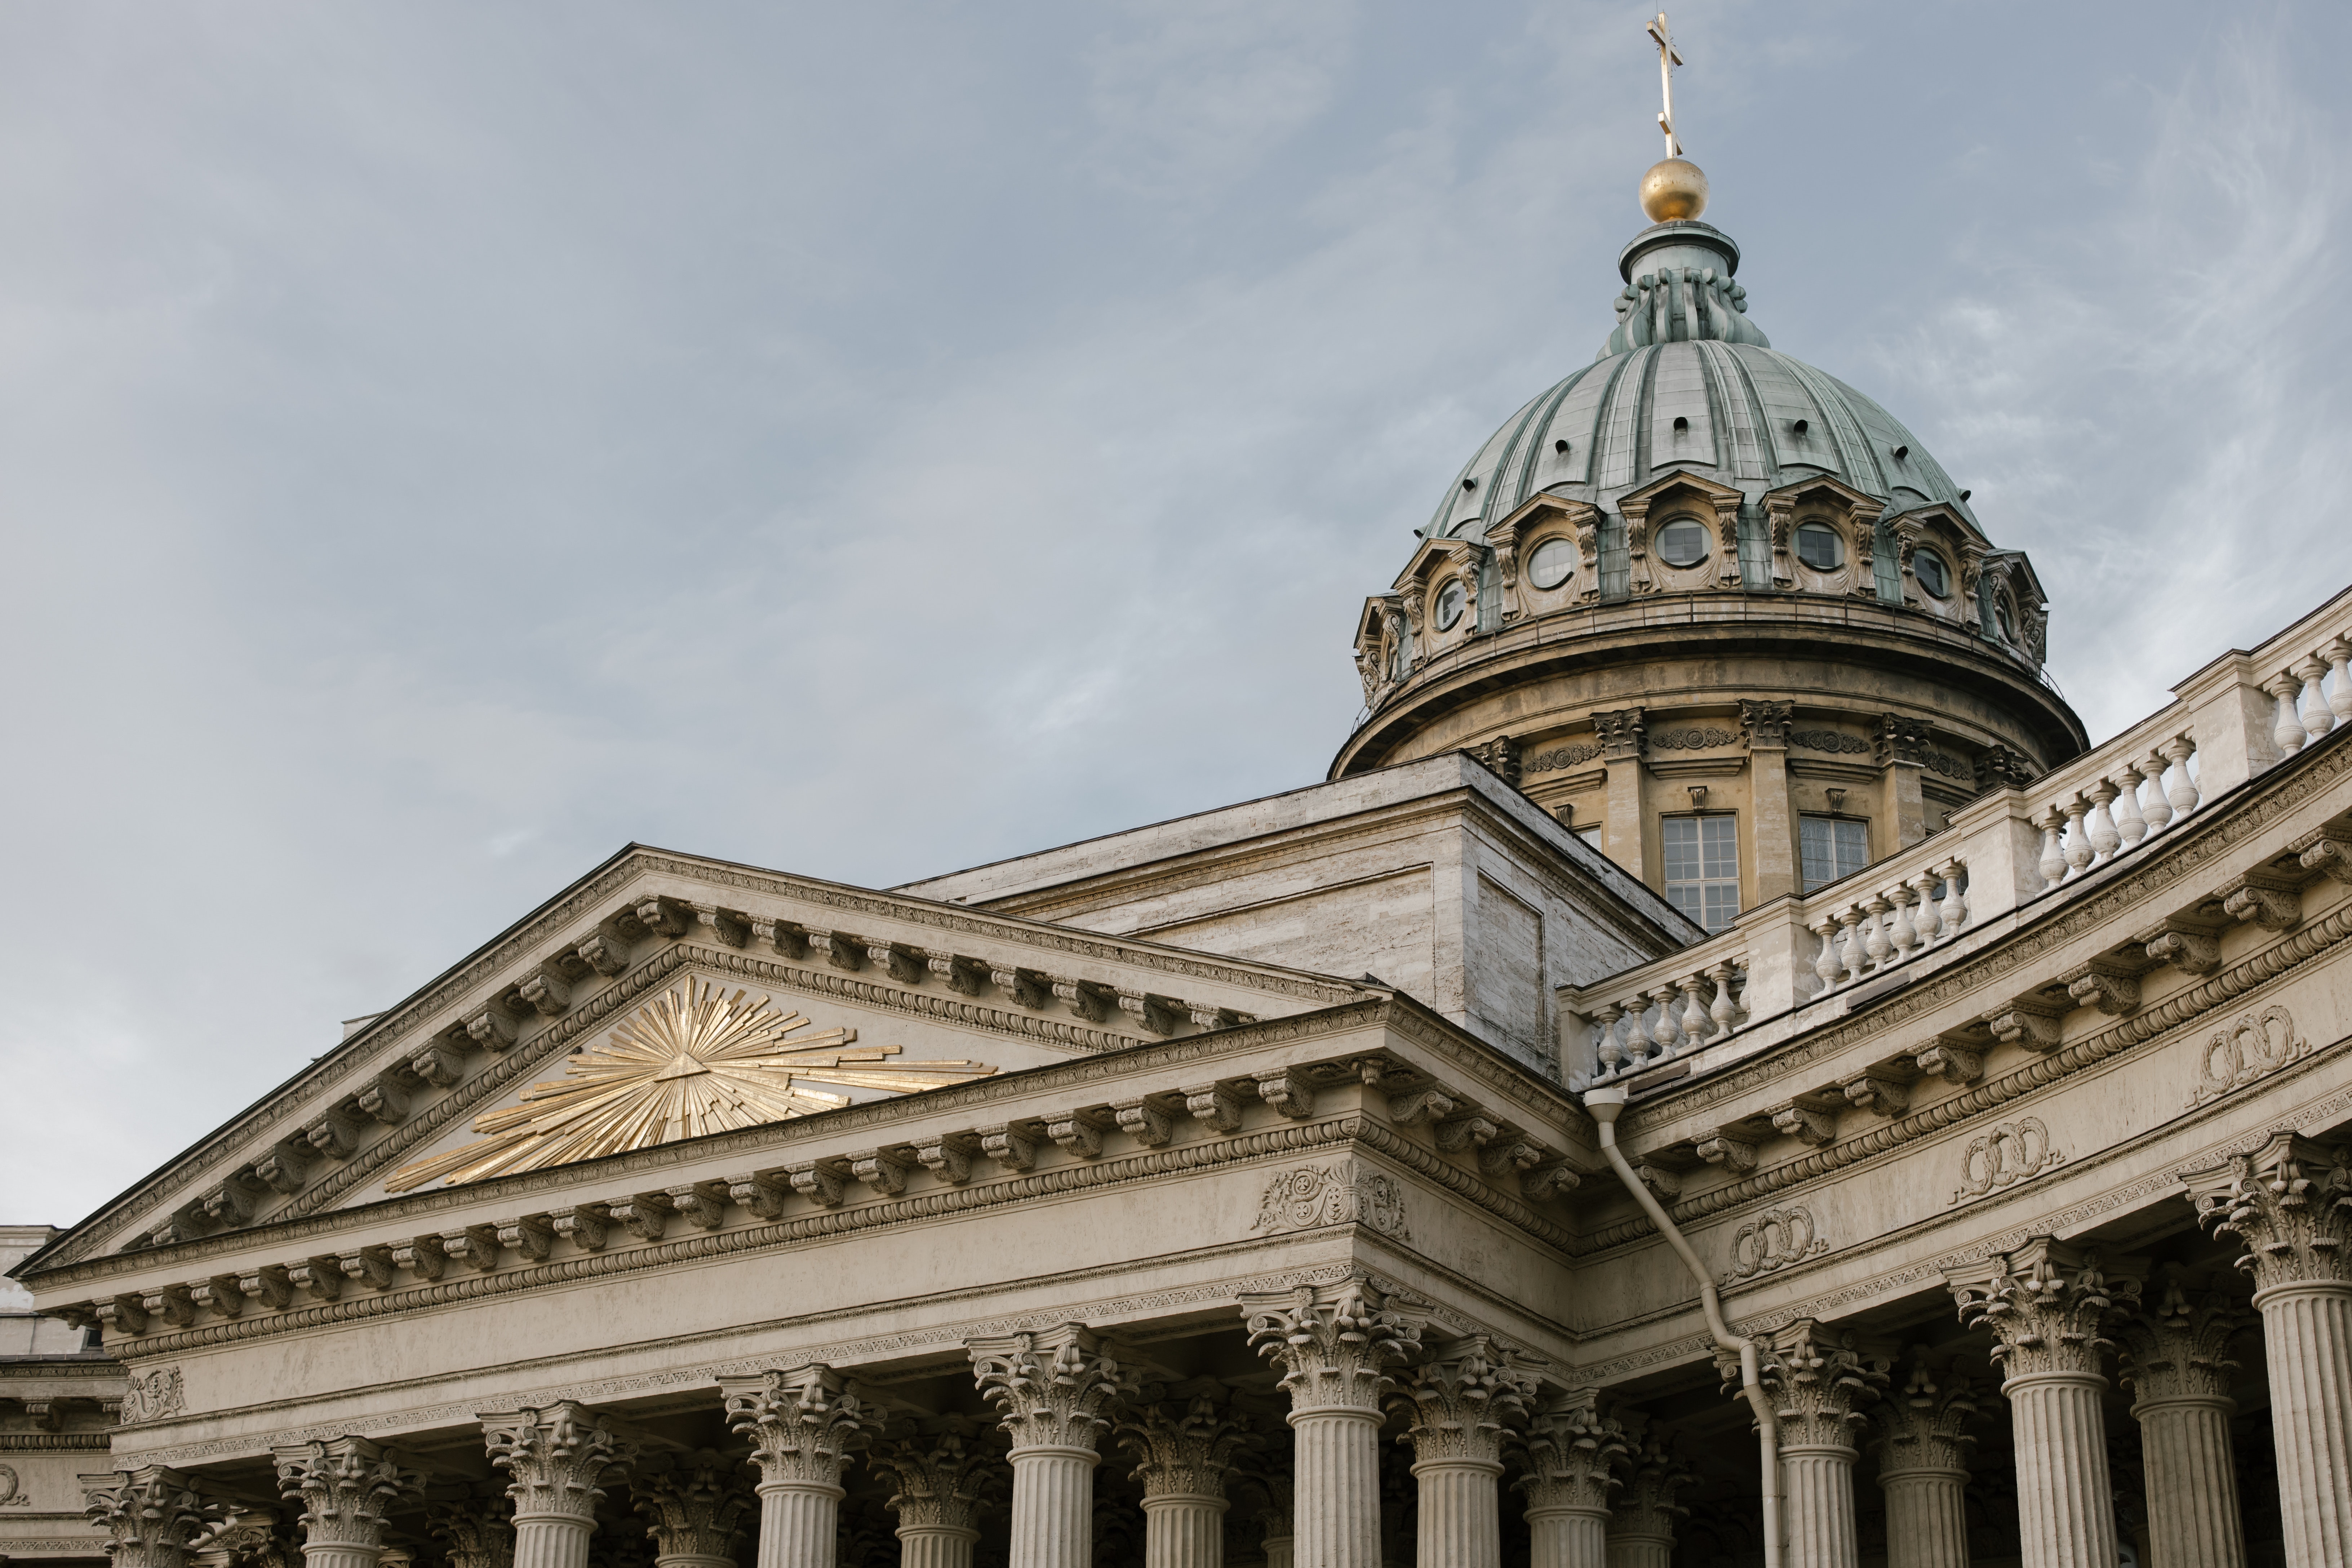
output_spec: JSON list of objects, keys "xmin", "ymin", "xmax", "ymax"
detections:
[{"xmin": 26, "ymin": 847, "xmax": 1379, "ymax": 1273}]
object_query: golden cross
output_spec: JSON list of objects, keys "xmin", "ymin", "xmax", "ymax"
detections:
[{"xmin": 1647, "ymin": 12, "xmax": 1683, "ymax": 158}]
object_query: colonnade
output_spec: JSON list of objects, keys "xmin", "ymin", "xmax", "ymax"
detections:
[{"xmin": 76, "ymin": 1136, "xmax": 2352, "ymax": 1568}]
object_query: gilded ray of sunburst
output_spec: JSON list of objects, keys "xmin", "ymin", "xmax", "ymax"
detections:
[{"xmin": 385, "ymin": 981, "xmax": 995, "ymax": 1192}]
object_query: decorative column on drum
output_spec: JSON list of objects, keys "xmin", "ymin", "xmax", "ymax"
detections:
[
  {"xmin": 1239, "ymin": 1277, "xmax": 1422, "ymax": 1568},
  {"xmin": 1389, "ymin": 1337, "xmax": 1534, "ymax": 1568},
  {"xmin": 480, "ymin": 1404, "xmax": 639, "ymax": 1568},
  {"xmin": 1602, "ymin": 1424, "xmax": 1692, "ymax": 1568},
  {"xmin": 868, "ymin": 1418, "xmax": 1001, "ymax": 1568},
  {"xmin": 2114, "ymin": 1268, "xmax": 2251, "ymax": 1568},
  {"xmin": 273, "ymin": 1438, "xmax": 424, "ymax": 1568},
  {"xmin": 633, "ymin": 1451, "xmax": 755, "ymax": 1568},
  {"xmin": 720, "ymin": 1364, "xmax": 884, "ymax": 1568},
  {"xmin": 1511, "ymin": 1391, "xmax": 1626, "ymax": 1568},
  {"xmin": 1116, "ymin": 1381, "xmax": 1254, "ymax": 1568},
  {"xmin": 1741, "ymin": 1320, "xmax": 1887, "ymax": 1568},
  {"xmin": 1873, "ymin": 1355, "xmax": 1978, "ymax": 1568},
  {"xmin": 81, "ymin": 1467, "xmax": 217, "ymax": 1568},
  {"xmin": 1945, "ymin": 1239, "xmax": 2144, "ymax": 1568},
  {"xmin": 2187, "ymin": 1132, "xmax": 2352, "ymax": 1567},
  {"xmin": 969, "ymin": 1323, "xmax": 1140, "ymax": 1568}
]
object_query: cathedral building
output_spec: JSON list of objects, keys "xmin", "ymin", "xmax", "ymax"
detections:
[{"xmin": 12, "ymin": 64, "xmax": 2352, "ymax": 1568}]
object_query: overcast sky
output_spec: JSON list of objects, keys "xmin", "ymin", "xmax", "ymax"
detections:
[{"xmin": 4, "ymin": 1, "xmax": 2345, "ymax": 1225}]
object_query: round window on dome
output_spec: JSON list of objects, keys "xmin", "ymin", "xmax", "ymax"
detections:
[
  {"xmin": 1526, "ymin": 536, "xmax": 1576, "ymax": 591},
  {"xmin": 1914, "ymin": 549, "xmax": 1952, "ymax": 599},
  {"xmin": 1434, "ymin": 577, "xmax": 1468, "ymax": 631},
  {"xmin": 1794, "ymin": 521, "xmax": 1843, "ymax": 571},
  {"xmin": 1655, "ymin": 518, "xmax": 1710, "ymax": 568}
]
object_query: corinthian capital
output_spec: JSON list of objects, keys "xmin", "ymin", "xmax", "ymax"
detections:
[
  {"xmin": 1613, "ymin": 1427, "xmax": 1694, "ymax": 1540},
  {"xmin": 1873, "ymin": 1356, "xmax": 1978, "ymax": 1478},
  {"xmin": 1387, "ymin": 1336, "xmax": 1535, "ymax": 1466},
  {"xmin": 719, "ymin": 1364, "xmax": 882, "ymax": 1489},
  {"xmin": 631, "ymin": 1451, "xmax": 754, "ymax": 1560},
  {"xmin": 83, "ymin": 1467, "xmax": 219, "ymax": 1568},
  {"xmin": 1115, "ymin": 1383, "xmax": 1254, "ymax": 1501},
  {"xmin": 426, "ymin": 1497, "xmax": 514, "ymax": 1568},
  {"xmin": 478, "ymin": 1403, "xmax": 638, "ymax": 1521},
  {"xmin": 1945, "ymin": 1238, "xmax": 2145, "ymax": 1381},
  {"xmin": 1744, "ymin": 1320, "xmax": 1889, "ymax": 1452},
  {"xmin": 1240, "ymin": 1277, "xmax": 1421, "ymax": 1414},
  {"xmin": 2116, "ymin": 1267, "xmax": 2251, "ymax": 1405},
  {"xmin": 869, "ymin": 1417, "xmax": 1002, "ymax": 1534},
  {"xmin": 968, "ymin": 1324, "xmax": 1140, "ymax": 1452},
  {"xmin": 2186, "ymin": 1132, "xmax": 2352, "ymax": 1293},
  {"xmin": 271, "ymin": 1438, "xmax": 422, "ymax": 1548},
  {"xmin": 1510, "ymin": 1391, "xmax": 1626, "ymax": 1516}
]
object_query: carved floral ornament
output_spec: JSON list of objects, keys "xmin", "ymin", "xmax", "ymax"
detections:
[
  {"xmin": 1251, "ymin": 1163, "xmax": 1410, "ymax": 1239},
  {"xmin": 387, "ymin": 980, "xmax": 995, "ymax": 1192}
]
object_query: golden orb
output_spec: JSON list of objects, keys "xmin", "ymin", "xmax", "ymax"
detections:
[{"xmin": 1639, "ymin": 157, "xmax": 1709, "ymax": 223}]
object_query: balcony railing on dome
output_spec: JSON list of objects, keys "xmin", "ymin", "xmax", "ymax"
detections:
[{"xmin": 1561, "ymin": 583, "xmax": 2352, "ymax": 1091}]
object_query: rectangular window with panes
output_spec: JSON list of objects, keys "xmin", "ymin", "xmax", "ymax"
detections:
[
  {"xmin": 1661, "ymin": 814, "xmax": 1740, "ymax": 932},
  {"xmin": 1800, "ymin": 814, "xmax": 1870, "ymax": 893}
]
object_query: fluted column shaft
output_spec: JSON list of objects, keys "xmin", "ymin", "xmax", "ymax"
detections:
[
  {"xmin": 1005, "ymin": 1448, "xmax": 1096, "ymax": 1568},
  {"xmin": 753, "ymin": 1480, "xmax": 840, "ymax": 1568},
  {"xmin": 2132, "ymin": 1394, "xmax": 2245, "ymax": 1568},
  {"xmin": 1526, "ymin": 1503, "xmax": 1608, "ymax": 1568},
  {"xmin": 896, "ymin": 1525, "xmax": 979, "ymax": 1568},
  {"xmin": 1876, "ymin": 1465, "xmax": 1968, "ymax": 1568},
  {"xmin": 1289, "ymin": 1407, "xmax": 1382, "ymax": 1568},
  {"xmin": 2003, "ymin": 1373, "xmax": 2118, "ymax": 1568},
  {"xmin": 508, "ymin": 1516, "xmax": 594, "ymax": 1568},
  {"xmin": 1140, "ymin": 1493, "xmax": 1225, "ymax": 1568},
  {"xmin": 654, "ymin": 1556, "xmax": 737, "ymax": 1568},
  {"xmin": 1258, "ymin": 1534, "xmax": 1294, "ymax": 1568},
  {"xmin": 2256, "ymin": 1281, "xmax": 2352, "ymax": 1567},
  {"xmin": 1602, "ymin": 1527, "xmax": 1673, "ymax": 1568},
  {"xmin": 301, "ymin": 1547, "xmax": 382, "ymax": 1568},
  {"xmin": 1414, "ymin": 1458, "xmax": 1503, "ymax": 1568},
  {"xmin": 1780, "ymin": 1442, "xmax": 1859, "ymax": 1568}
]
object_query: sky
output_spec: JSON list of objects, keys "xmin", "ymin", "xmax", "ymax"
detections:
[{"xmin": 2, "ymin": 1, "xmax": 2346, "ymax": 1225}]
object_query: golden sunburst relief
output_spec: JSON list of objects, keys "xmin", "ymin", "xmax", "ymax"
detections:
[{"xmin": 385, "ymin": 980, "xmax": 996, "ymax": 1192}]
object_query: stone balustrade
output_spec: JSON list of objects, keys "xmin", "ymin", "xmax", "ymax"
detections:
[
  {"xmin": 1577, "ymin": 955, "xmax": 1750, "ymax": 1088},
  {"xmin": 2023, "ymin": 737, "xmax": 2201, "ymax": 890},
  {"xmin": 1802, "ymin": 853, "xmax": 1971, "ymax": 995}
]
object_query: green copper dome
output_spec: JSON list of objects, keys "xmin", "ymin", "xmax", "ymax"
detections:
[{"xmin": 1424, "ymin": 220, "xmax": 1975, "ymax": 541}]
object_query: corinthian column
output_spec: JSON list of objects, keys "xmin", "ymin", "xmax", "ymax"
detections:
[
  {"xmin": 81, "ymin": 1466, "xmax": 216, "ymax": 1568},
  {"xmin": 1247, "ymin": 1473, "xmax": 1295, "ymax": 1568},
  {"xmin": 428, "ymin": 1496, "xmax": 515, "ymax": 1568},
  {"xmin": 1602, "ymin": 1427, "xmax": 1691, "ymax": 1568},
  {"xmin": 1390, "ymin": 1338, "xmax": 1534, "ymax": 1568},
  {"xmin": 1512, "ymin": 1392, "xmax": 1625, "ymax": 1568},
  {"xmin": 633, "ymin": 1452, "xmax": 755, "ymax": 1568},
  {"xmin": 1946, "ymin": 1239, "xmax": 2144, "ymax": 1568},
  {"xmin": 272, "ymin": 1438, "xmax": 424, "ymax": 1568},
  {"xmin": 969, "ymin": 1323, "xmax": 1139, "ymax": 1568},
  {"xmin": 869, "ymin": 1420, "xmax": 1000, "ymax": 1568},
  {"xmin": 1873, "ymin": 1355, "xmax": 1977, "ymax": 1568},
  {"xmin": 2115, "ymin": 1269, "xmax": 2250, "ymax": 1568},
  {"xmin": 720, "ymin": 1365, "xmax": 883, "ymax": 1568},
  {"xmin": 1240, "ymin": 1278, "xmax": 1421, "ymax": 1568},
  {"xmin": 480, "ymin": 1404, "xmax": 639, "ymax": 1568},
  {"xmin": 1747, "ymin": 1321, "xmax": 1887, "ymax": 1568},
  {"xmin": 2188, "ymin": 1132, "xmax": 2352, "ymax": 1568},
  {"xmin": 1116, "ymin": 1383, "xmax": 1252, "ymax": 1568}
]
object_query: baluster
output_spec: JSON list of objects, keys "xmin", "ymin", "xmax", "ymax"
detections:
[
  {"xmin": 1885, "ymin": 885, "xmax": 1918, "ymax": 960},
  {"xmin": 2269, "ymin": 672, "xmax": 2308, "ymax": 754},
  {"xmin": 2139, "ymin": 750, "xmax": 2173, "ymax": 834},
  {"xmin": 2034, "ymin": 806, "xmax": 2067, "ymax": 888},
  {"xmin": 1620, "ymin": 997, "xmax": 1654, "ymax": 1066},
  {"xmin": 2164, "ymin": 737, "xmax": 2200, "ymax": 817},
  {"xmin": 2327, "ymin": 636, "xmax": 2352, "ymax": 724},
  {"xmin": 1908, "ymin": 871, "xmax": 1943, "ymax": 943},
  {"xmin": 1861, "ymin": 896, "xmax": 1893, "ymax": 970},
  {"xmin": 1837, "ymin": 907, "xmax": 1868, "ymax": 984},
  {"xmin": 1708, "ymin": 961, "xmax": 1738, "ymax": 1035},
  {"xmin": 1592, "ymin": 1004, "xmax": 1624, "ymax": 1077},
  {"xmin": 2111, "ymin": 761, "xmax": 2147, "ymax": 846},
  {"xmin": 2060, "ymin": 796, "xmax": 2094, "ymax": 878},
  {"xmin": 1730, "ymin": 960, "xmax": 1751, "ymax": 1020},
  {"xmin": 2085, "ymin": 780, "xmax": 2121, "ymax": 862},
  {"xmin": 1810, "ymin": 918, "xmax": 1842, "ymax": 993},
  {"xmin": 1939, "ymin": 859, "xmax": 1969, "ymax": 931},
  {"xmin": 1648, "ymin": 985, "xmax": 1682, "ymax": 1056},
  {"xmin": 1679, "ymin": 976, "xmax": 1710, "ymax": 1043},
  {"xmin": 2297, "ymin": 656, "xmax": 2334, "ymax": 737}
]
